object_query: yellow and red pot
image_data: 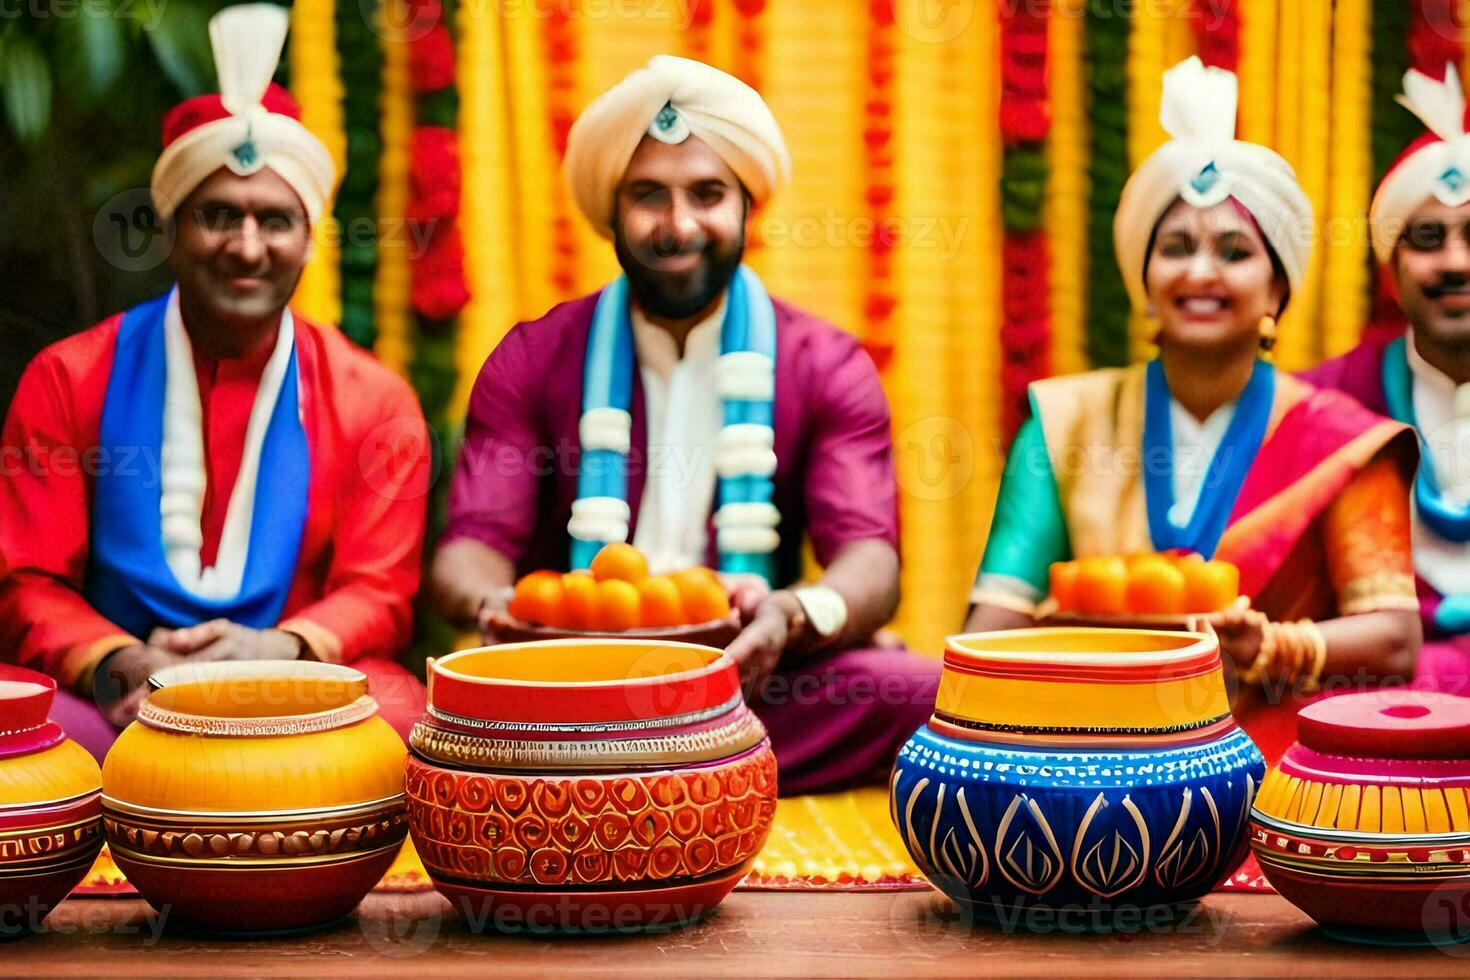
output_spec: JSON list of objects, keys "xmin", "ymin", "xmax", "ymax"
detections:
[
  {"xmin": 407, "ymin": 639, "xmax": 777, "ymax": 931},
  {"xmin": 0, "ymin": 666, "xmax": 103, "ymax": 938},
  {"xmin": 1249, "ymin": 690, "xmax": 1470, "ymax": 945},
  {"xmin": 101, "ymin": 661, "xmax": 407, "ymax": 933}
]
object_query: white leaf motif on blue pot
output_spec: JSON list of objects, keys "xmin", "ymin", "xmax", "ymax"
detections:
[
  {"xmin": 895, "ymin": 773, "xmax": 937, "ymax": 878},
  {"xmin": 995, "ymin": 794, "xmax": 1065, "ymax": 896},
  {"xmin": 935, "ymin": 786, "xmax": 989, "ymax": 889},
  {"xmin": 1070, "ymin": 792, "xmax": 1150, "ymax": 899},
  {"xmin": 1155, "ymin": 786, "xmax": 1222, "ymax": 892}
]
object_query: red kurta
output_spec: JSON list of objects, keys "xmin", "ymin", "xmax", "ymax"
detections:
[{"xmin": 0, "ymin": 309, "xmax": 431, "ymax": 692}]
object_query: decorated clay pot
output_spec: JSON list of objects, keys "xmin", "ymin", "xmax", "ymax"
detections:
[
  {"xmin": 891, "ymin": 628, "xmax": 1265, "ymax": 925},
  {"xmin": 0, "ymin": 665, "xmax": 103, "ymax": 938},
  {"xmin": 407, "ymin": 639, "xmax": 777, "ymax": 931},
  {"xmin": 101, "ymin": 661, "xmax": 408, "ymax": 933},
  {"xmin": 1249, "ymin": 690, "xmax": 1470, "ymax": 946}
]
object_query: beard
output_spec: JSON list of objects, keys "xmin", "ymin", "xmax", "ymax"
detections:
[{"xmin": 613, "ymin": 213, "xmax": 746, "ymax": 321}]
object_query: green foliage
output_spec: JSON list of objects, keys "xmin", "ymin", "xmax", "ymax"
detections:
[
  {"xmin": 1, "ymin": 35, "xmax": 52, "ymax": 146},
  {"xmin": 0, "ymin": 0, "xmax": 291, "ymax": 335},
  {"xmin": 1083, "ymin": 2, "xmax": 1131, "ymax": 368},
  {"xmin": 0, "ymin": 0, "xmax": 235, "ymax": 147}
]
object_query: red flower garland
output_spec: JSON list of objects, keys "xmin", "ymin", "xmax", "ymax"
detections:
[
  {"xmin": 544, "ymin": 9, "xmax": 580, "ymax": 297},
  {"xmin": 731, "ymin": 0, "xmax": 767, "ymax": 89},
  {"xmin": 731, "ymin": 0, "xmax": 768, "ymax": 257},
  {"xmin": 998, "ymin": 1, "xmax": 1051, "ymax": 445},
  {"xmin": 404, "ymin": 0, "xmax": 470, "ymax": 322},
  {"xmin": 409, "ymin": 25, "xmax": 457, "ymax": 93},
  {"xmin": 407, "ymin": 127, "xmax": 461, "ymax": 223},
  {"xmin": 1191, "ymin": 0, "xmax": 1241, "ymax": 71},
  {"xmin": 685, "ymin": 0, "xmax": 714, "ymax": 63},
  {"xmin": 413, "ymin": 226, "xmax": 472, "ymax": 320},
  {"xmin": 1408, "ymin": 0, "xmax": 1463, "ymax": 79},
  {"xmin": 860, "ymin": 0, "xmax": 898, "ymax": 375}
]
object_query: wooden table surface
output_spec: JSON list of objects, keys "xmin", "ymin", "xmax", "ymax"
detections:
[{"xmin": 6, "ymin": 891, "xmax": 1466, "ymax": 977}]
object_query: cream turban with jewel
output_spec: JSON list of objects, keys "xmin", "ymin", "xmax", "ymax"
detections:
[
  {"xmin": 151, "ymin": 4, "xmax": 336, "ymax": 224},
  {"xmin": 1370, "ymin": 64, "xmax": 1470, "ymax": 264},
  {"xmin": 1114, "ymin": 56, "xmax": 1313, "ymax": 313},
  {"xmin": 563, "ymin": 55, "xmax": 791, "ymax": 239}
]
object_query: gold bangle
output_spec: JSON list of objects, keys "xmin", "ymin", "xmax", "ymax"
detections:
[
  {"xmin": 1299, "ymin": 621, "xmax": 1328, "ymax": 693},
  {"xmin": 1243, "ymin": 619, "xmax": 1277, "ymax": 685},
  {"xmin": 1280, "ymin": 621, "xmax": 1305, "ymax": 681}
]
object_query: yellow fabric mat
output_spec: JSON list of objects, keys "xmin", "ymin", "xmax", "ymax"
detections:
[
  {"xmin": 743, "ymin": 787, "xmax": 925, "ymax": 889},
  {"xmin": 77, "ymin": 789, "xmax": 925, "ymax": 896}
]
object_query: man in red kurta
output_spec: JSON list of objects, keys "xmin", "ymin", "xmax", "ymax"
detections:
[{"xmin": 0, "ymin": 5, "xmax": 428, "ymax": 757}]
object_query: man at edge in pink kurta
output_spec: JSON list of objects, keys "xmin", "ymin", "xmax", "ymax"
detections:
[{"xmin": 431, "ymin": 56, "xmax": 939, "ymax": 795}]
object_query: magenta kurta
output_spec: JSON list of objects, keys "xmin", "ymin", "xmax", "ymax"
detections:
[
  {"xmin": 444, "ymin": 290, "xmax": 939, "ymax": 794},
  {"xmin": 1304, "ymin": 335, "xmax": 1470, "ymax": 692}
]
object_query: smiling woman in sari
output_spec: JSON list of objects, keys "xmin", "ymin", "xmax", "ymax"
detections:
[{"xmin": 964, "ymin": 58, "xmax": 1421, "ymax": 760}]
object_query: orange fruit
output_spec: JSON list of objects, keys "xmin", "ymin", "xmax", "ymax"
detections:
[
  {"xmin": 670, "ymin": 566, "xmax": 720, "ymax": 590},
  {"xmin": 675, "ymin": 574, "xmax": 731, "ymax": 625},
  {"xmin": 590, "ymin": 542, "xmax": 649, "ymax": 585},
  {"xmin": 637, "ymin": 576, "xmax": 685, "ymax": 628},
  {"xmin": 1073, "ymin": 557, "xmax": 1128, "ymax": 615},
  {"xmin": 1048, "ymin": 561, "xmax": 1080, "ymax": 612},
  {"xmin": 508, "ymin": 570, "xmax": 565, "ymax": 627},
  {"xmin": 591, "ymin": 579, "xmax": 642, "ymax": 632},
  {"xmin": 1182, "ymin": 559, "xmax": 1240, "ymax": 613},
  {"xmin": 1125, "ymin": 556, "xmax": 1187, "ymax": 615},
  {"xmin": 561, "ymin": 571, "xmax": 598, "ymax": 630}
]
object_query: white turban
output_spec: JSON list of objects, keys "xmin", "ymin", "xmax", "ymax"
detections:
[
  {"xmin": 563, "ymin": 55, "xmax": 791, "ymax": 239},
  {"xmin": 1370, "ymin": 64, "xmax": 1470, "ymax": 264},
  {"xmin": 150, "ymin": 4, "xmax": 336, "ymax": 224},
  {"xmin": 1114, "ymin": 57, "xmax": 1313, "ymax": 312}
]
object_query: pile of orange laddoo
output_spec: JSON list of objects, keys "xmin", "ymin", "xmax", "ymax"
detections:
[
  {"xmin": 1048, "ymin": 553, "xmax": 1240, "ymax": 616},
  {"xmin": 507, "ymin": 543, "xmax": 732, "ymax": 632}
]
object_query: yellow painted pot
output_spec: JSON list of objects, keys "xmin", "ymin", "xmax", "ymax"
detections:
[
  {"xmin": 101, "ymin": 661, "xmax": 407, "ymax": 933},
  {"xmin": 937, "ymin": 627, "xmax": 1233, "ymax": 739},
  {"xmin": 0, "ymin": 666, "xmax": 103, "ymax": 938}
]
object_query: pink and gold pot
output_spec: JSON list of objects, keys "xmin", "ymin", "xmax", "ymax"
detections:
[
  {"xmin": 100, "ymin": 661, "xmax": 408, "ymax": 933},
  {"xmin": 407, "ymin": 639, "xmax": 777, "ymax": 931},
  {"xmin": 0, "ymin": 665, "xmax": 103, "ymax": 938},
  {"xmin": 1249, "ymin": 690, "xmax": 1470, "ymax": 945}
]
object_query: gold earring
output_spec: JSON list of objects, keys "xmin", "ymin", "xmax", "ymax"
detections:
[
  {"xmin": 1258, "ymin": 315, "xmax": 1277, "ymax": 355},
  {"xmin": 1144, "ymin": 304, "xmax": 1161, "ymax": 344}
]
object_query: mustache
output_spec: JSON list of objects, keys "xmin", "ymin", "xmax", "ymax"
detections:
[{"xmin": 1425, "ymin": 274, "xmax": 1470, "ymax": 299}]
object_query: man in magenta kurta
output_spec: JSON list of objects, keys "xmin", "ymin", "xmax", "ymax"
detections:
[
  {"xmin": 1303, "ymin": 64, "xmax": 1470, "ymax": 693},
  {"xmin": 432, "ymin": 56, "xmax": 938, "ymax": 795}
]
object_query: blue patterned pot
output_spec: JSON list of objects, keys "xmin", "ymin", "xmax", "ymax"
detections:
[{"xmin": 891, "ymin": 628, "xmax": 1265, "ymax": 923}]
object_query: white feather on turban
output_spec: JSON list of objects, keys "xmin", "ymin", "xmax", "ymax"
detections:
[
  {"xmin": 1369, "ymin": 64, "xmax": 1470, "ymax": 264},
  {"xmin": 150, "ymin": 4, "xmax": 336, "ymax": 224},
  {"xmin": 563, "ymin": 55, "xmax": 791, "ymax": 239},
  {"xmin": 1113, "ymin": 57, "xmax": 1313, "ymax": 312}
]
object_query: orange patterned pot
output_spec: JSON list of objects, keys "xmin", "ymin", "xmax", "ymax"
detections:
[
  {"xmin": 407, "ymin": 640, "xmax": 777, "ymax": 931},
  {"xmin": 101, "ymin": 661, "xmax": 408, "ymax": 933},
  {"xmin": 0, "ymin": 666, "xmax": 103, "ymax": 938}
]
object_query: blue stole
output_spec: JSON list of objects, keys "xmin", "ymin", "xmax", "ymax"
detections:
[
  {"xmin": 573, "ymin": 265, "xmax": 778, "ymax": 583},
  {"xmin": 1381, "ymin": 336, "xmax": 1470, "ymax": 631},
  {"xmin": 1142, "ymin": 358, "xmax": 1275, "ymax": 558},
  {"xmin": 84, "ymin": 292, "xmax": 311, "ymax": 638}
]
